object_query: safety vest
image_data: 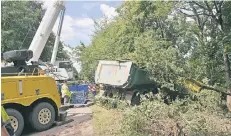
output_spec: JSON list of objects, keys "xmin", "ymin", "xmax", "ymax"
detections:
[
  {"xmin": 88, "ymin": 86, "xmax": 96, "ymax": 92},
  {"xmin": 61, "ymin": 84, "xmax": 71, "ymax": 98},
  {"xmin": 1, "ymin": 106, "xmax": 10, "ymax": 126}
]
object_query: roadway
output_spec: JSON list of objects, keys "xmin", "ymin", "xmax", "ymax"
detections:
[{"xmin": 22, "ymin": 105, "xmax": 94, "ymax": 136}]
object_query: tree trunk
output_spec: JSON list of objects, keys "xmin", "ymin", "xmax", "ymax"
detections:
[{"xmin": 223, "ymin": 50, "xmax": 231, "ymax": 111}]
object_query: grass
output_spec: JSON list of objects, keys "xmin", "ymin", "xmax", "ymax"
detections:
[{"xmin": 92, "ymin": 105, "xmax": 123, "ymax": 136}]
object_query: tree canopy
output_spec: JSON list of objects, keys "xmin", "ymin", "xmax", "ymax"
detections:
[
  {"xmin": 1, "ymin": 1, "xmax": 69, "ymax": 62},
  {"xmin": 79, "ymin": 1, "xmax": 231, "ymax": 97}
]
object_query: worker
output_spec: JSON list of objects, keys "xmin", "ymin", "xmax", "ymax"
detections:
[
  {"xmin": 1, "ymin": 106, "xmax": 15, "ymax": 136},
  {"xmin": 61, "ymin": 81, "xmax": 71, "ymax": 105}
]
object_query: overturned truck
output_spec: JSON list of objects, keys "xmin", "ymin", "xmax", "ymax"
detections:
[{"xmin": 95, "ymin": 60, "xmax": 158, "ymax": 105}]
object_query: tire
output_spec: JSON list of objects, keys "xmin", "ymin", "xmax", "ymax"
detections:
[
  {"xmin": 108, "ymin": 92, "xmax": 113, "ymax": 98},
  {"xmin": 118, "ymin": 89, "xmax": 126, "ymax": 100},
  {"xmin": 131, "ymin": 91, "xmax": 141, "ymax": 106},
  {"xmin": 143, "ymin": 91, "xmax": 150, "ymax": 99},
  {"xmin": 29, "ymin": 102, "xmax": 55, "ymax": 131},
  {"xmin": 6, "ymin": 108, "xmax": 24, "ymax": 136}
]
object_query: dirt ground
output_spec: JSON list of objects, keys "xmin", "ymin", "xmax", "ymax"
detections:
[
  {"xmin": 55, "ymin": 119, "xmax": 93, "ymax": 136},
  {"xmin": 23, "ymin": 106, "xmax": 94, "ymax": 136}
]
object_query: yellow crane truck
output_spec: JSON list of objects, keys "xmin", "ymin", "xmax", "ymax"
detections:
[
  {"xmin": 1, "ymin": 1, "xmax": 68, "ymax": 135},
  {"xmin": 1, "ymin": 50, "xmax": 67, "ymax": 136}
]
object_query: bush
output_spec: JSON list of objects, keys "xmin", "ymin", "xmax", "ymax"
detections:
[
  {"xmin": 94, "ymin": 96, "xmax": 130, "ymax": 110},
  {"xmin": 120, "ymin": 90, "xmax": 231, "ymax": 136},
  {"xmin": 94, "ymin": 88, "xmax": 231, "ymax": 136}
]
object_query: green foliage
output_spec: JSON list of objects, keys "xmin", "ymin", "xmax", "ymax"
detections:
[
  {"xmin": 1, "ymin": 1, "xmax": 69, "ymax": 62},
  {"xmin": 1, "ymin": 1, "xmax": 41, "ymax": 51},
  {"xmin": 78, "ymin": 1, "xmax": 231, "ymax": 93},
  {"xmin": 120, "ymin": 91, "xmax": 231, "ymax": 136},
  {"xmin": 94, "ymin": 90, "xmax": 231, "ymax": 135},
  {"xmin": 80, "ymin": 1, "xmax": 231, "ymax": 135},
  {"xmin": 95, "ymin": 97, "xmax": 129, "ymax": 110}
]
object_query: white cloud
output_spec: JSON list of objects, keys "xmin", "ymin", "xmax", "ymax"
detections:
[
  {"xmin": 53, "ymin": 15, "xmax": 94, "ymax": 43},
  {"xmin": 40, "ymin": 2, "xmax": 118, "ymax": 47},
  {"xmin": 75, "ymin": 18, "xmax": 94, "ymax": 28},
  {"xmin": 53, "ymin": 15, "xmax": 77, "ymax": 41},
  {"xmin": 100, "ymin": 4, "xmax": 118, "ymax": 20},
  {"xmin": 41, "ymin": 1, "xmax": 94, "ymax": 45}
]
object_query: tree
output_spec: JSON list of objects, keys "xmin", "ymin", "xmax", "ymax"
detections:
[
  {"xmin": 1, "ymin": 1, "xmax": 69, "ymax": 62},
  {"xmin": 1, "ymin": 1, "xmax": 42, "ymax": 51},
  {"xmin": 78, "ymin": 1, "xmax": 231, "ymax": 110},
  {"xmin": 178, "ymin": 1, "xmax": 231, "ymax": 111}
]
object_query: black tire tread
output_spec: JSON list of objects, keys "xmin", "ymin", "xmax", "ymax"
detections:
[
  {"xmin": 131, "ymin": 91, "xmax": 141, "ymax": 106},
  {"xmin": 29, "ymin": 102, "xmax": 55, "ymax": 132},
  {"xmin": 6, "ymin": 108, "xmax": 24, "ymax": 136}
]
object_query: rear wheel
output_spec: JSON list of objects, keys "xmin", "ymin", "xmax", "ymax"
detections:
[
  {"xmin": 103, "ymin": 90, "xmax": 113, "ymax": 98},
  {"xmin": 6, "ymin": 108, "xmax": 24, "ymax": 136},
  {"xmin": 29, "ymin": 102, "xmax": 55, "ymax": 131},
  {"xmin": 108, "ymin": 92, "xmax": 113, "ymax": 98},
  {"xmin": 131, "ymin": 91, "xmax": 141, "ymax": 106}
]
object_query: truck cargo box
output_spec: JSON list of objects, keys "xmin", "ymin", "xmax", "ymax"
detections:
[{"xmin": 95, "ymin": 60, "xmax": 153, "ymax": 89}]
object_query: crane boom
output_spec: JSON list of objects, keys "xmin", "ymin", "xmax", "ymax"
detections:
[
  {"xmin": 51, "ymin": 8, "xmax": 65, "ymax": 65},
  {"xmin": 28, "ymin": 1, "xmax": 65, "ymax": 63}
]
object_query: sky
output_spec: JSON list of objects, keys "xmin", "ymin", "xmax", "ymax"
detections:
[{"xmin": 42, "ymin": 0, "xmax": 123, "ymax": 47}]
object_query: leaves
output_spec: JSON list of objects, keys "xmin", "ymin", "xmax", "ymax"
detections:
[
  {"xmin": 76, "ymin": 1, "xmax": 231, "ymax": 95},
  {"xmin": 1, "ymin": 1, "xmax": 69, "ymax": 62},
  {"xmin": 79, "ymin": 1, "xmax": 231, "ymax": 135}
]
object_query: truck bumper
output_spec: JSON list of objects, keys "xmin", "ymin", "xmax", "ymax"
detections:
[
  {"xmin": 58, "ymin": 110, "xmax": 67, "ymax": 121},
  {"xmin": 55, "ymin": 110, "xmax": 74, "ymax": 126}
]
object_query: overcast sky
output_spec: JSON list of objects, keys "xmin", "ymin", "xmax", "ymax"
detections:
[{"xmin": 42, "ymin": 1, "xmax": 123, "ymax": 47}]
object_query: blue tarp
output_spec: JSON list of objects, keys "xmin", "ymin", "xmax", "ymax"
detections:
[
  {"xmin": 71, "ymin": 91, "xmax": 85, "ymax": 104},
  {"xmin": 68, "ymin": 84, "xmax": 89, "ymax": 93},
  {"xmin": 68, "ymin": 84, "xmax": 89, "ymax": 104}
]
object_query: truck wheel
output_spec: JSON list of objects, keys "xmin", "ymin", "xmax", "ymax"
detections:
[
  {"xmin": 108, "ymin": 92, "xmax": 113, "ymax": 98},
  {"xmin": 131, "ymin": 92, "xmax": 141, "ymax": 106},
  {"xmin": 30, "ymin": 102, "xmax": 55, "ymax": 131},
  {"xmin": 6, "ymin": 108, "xmax": 24, "ymax": 136},
  {"xmin": 143, "ymin": 91, "xmax": 150, "ymax": 99}
]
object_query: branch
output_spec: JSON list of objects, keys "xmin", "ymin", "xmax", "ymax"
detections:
[
  {"xmin": 189, "ymin": 3, "xmax": 202, "ymax": 30},
  {"xmin": 201, "ymin": 15, "xmax": 209, "ymax": 30},
  {"xmin": 204, "ymin": 1, "xmax": 214, "ymax": 15},
  {"xmin": 178, "ymin": 8, "xmax": 211, "ymax": 17},
  {"xmin": 213, "ymin": 1, "xmax": 219, "ymax": 14},
  {"xmin": 207, "ymin": 1, "xmax": 223, "ymax": 31},
  {"xmin": 179, "ymin": 7, "xmax": 194, "ymax": 12},
  {"xmin": 190, "ymin": 1, "xmax": 208, "ymax": 11},
  {"xmin": 178, "ymin": 10, "xmax": 198, "ymax": 17},
  {"xmin": 218, "ymin": 1, "xmax": 224, "ymax": 10}
]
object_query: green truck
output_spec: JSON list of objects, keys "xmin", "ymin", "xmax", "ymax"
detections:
[{"xmin": 95, "ymin": 60, "xmax": 158, "ymax": 105}]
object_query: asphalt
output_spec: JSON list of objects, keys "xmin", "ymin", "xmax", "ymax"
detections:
[{"xmin": 22, "ymin": 105, "xmax": 93, "ymax": 136}]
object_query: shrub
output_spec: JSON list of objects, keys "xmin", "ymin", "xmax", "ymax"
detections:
[
  {"xmin": 120, "ymin": 90, "xmax": 231, "ymax": 136},
  {"xmin": 94, "ymin": 88, "xmax": 231, "ymax": 136}
]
